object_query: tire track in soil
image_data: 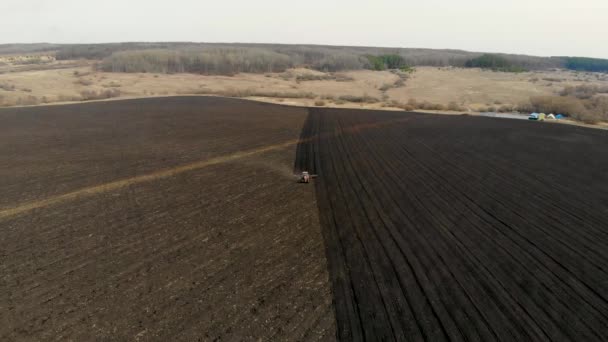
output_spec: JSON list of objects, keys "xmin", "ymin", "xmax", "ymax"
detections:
[
  {"xmin": 295, "ymin": 108, "xmax": 608, "ymax": 341},
  {"xmin": 0, "ymin": 97, "xmax": 336, "ymax": 341},
  {"xmin": 0, "ymin": 139, "xmax": 300, "ymax": 221}
]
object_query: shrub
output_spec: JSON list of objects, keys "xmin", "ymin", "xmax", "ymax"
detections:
[
  {"xmin": 13, "ymin": 56, "xmax": 49, "ymax": 65},
  {"xmin": 418, "ymin": 102, "xmax": 445, "ymax": 110},
  {"xmin": 73, "ymin": 70, "xmax": 92, "ymax": 77},
  {"xmin": 0, "ymin": 83, "xmax": 16, "ymax": 91},
  {"xmin": 102, "ymin": 82, "xmax": 121, "ymax": 88},
  {"xmin": 296, "ymin": 73, "xmax": 335, "ymax": 82},
  {"xmin": 75, "ymin": 78, "xmax": 94, "ymax": 86},
  {"xmin": 379, "ymin": 83, "xmax": 392, "ymax": 92},
  {"xmin": 333, "ymin": 73, "xmax": 354, "ymax": 82},
  {"xmin": 389, "ymin": 100, "xmax": 415, "ymax": 111},
  {"xmin": 187, "ymin": 87, "xmax": 316, "ymax": 99},
  {"xmin": 80, "ymin": 89, "xmax": 121, "ymax": 101},
  {"xmin": 559, "ymin": 84, "xmax": 608, "ymax": 99},
  {"xmin": 58, "ymin": 94, "xmax": 83, "ymax": 102},
  {"xmin": 521, "ymin": 95, "xmax": 584, "ymax": 115},
  {"xmin": 296, "ymin": 73, "xmax": 354, "ymax": 82},
  {"xmin": 314, "ymin": 100, "xmax": 326, "ymax": 106},
  {"xmin": 366, "ymin": 54, "xmax": 409, "ymax": 71},
  {"xmin": 393, "ymin": 78, "xmax": 406, "ymax": 87},
  {"xmin": 497, "ymin": 104, "xmax": 514, "ymax": 112},
  {"xmin": 338, "ymin": 94, "xmax": 380, "ymax": 103},
  {"xmin": 447, "ymin": 101, "xmax": 465, "ymax": 111},
  {"xmin": 16, "ymin": 96, "xmax": 40, "ymax": 106}
]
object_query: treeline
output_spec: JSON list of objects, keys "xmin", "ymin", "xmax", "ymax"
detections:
[
  {"xmin": 55, "ymin": 43, "xmax": 190, "ymax": 60},
  {"xmin": 0, "ymin": 43, "xmax": 60, "ymax": 55},
  {"xmin": 100, "ymin": 48, "xmax": 293, "ymax": 74},
  {"xmin": 52, "ymin": 43, "xmax": 544, "ymax": 71},
  {"xmin": 28, "ymin": 42, "xmax": 604, "ymax": 74},
  {"xmin": 563, "ymin": 57, "xmax": 608, "ymax": 72},
  {"xmin": 465, "ymin": 54, "xmax": 526, "ymax": 72}
]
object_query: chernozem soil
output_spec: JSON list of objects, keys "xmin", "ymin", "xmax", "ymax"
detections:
[
  {"xmin": 0, "ymin": 97, "xmax": 335, "ymax": 341},
  {"xmin": 295, "ymin": 108, "xmax": 608, "ymax": 341}
]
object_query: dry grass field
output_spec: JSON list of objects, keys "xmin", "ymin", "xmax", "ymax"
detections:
[{"xmin": 2, "ymin": 55, "xmax": 607, "ymax": 119}]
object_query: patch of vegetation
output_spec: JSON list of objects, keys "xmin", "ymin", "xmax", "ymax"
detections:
[
  {"xmin": 75, "ymin": 78, "xmax": 94, "ymax": 86},
  {"xmin": 447, "ymin": 101, "xmax": 466, "ymax": 111},
  {"xmin": 295, "ymin": 73, "xmax": 354, "ymax": 82},
  {"xmin": 12, "ymin": 56, "xmax": 51, "ymax": 65},
  {"xmin": 387, "ymin": 100, "xmax": 415, "ymax": 111},
  {"xmin": 379, "ymin": 83, "xmax": 392, "ymax": 92},
  {"xmin": 0, "ymin": 83, "xmax": 16, "ymax": 91},
  {"xmin": 178, "ymin": 87, "xmax": 316, "ymax": 99},
  {"xmin": 563, "ymin": 57, "xmax": 608, "ymax": 73},
  {"xmin": 519, "ymin": 95, "xmax": 608, "ymax": 124},
  {"xmin": 497, "ymin": 104, "xmax": 515, "ymax": 113},
  {"xmin": 101, "ymin": 48, "xmax": 293, "ymax": 75},
  {"xmin": 47, "ymin": 42, "xmax": 572, "ymax": 75},
  {"xmin": 58, "ymin": 94, "xmax": 83, "ymax": 102},
  {"xmin": 542, "ymin": 77, "xmax": 562, "ymax": 82},
  {"xmin": 16, "ymin": 96, "xmax": 40, "ymax": 106},
  {"xmin": 338, "ymin": 94, "xmax": 380, "ymax": 103},
  {"xmin": 366, "ymin": 54, "xmax": 409, "ymax": 71},
  {"xmin": 311, "ymin": 54, "xmax": 367, "ymax": 72},
  {"xmin": 80, "ymin": 89, "xmax": 121, "ymax": 101},
  {"xmin": 314, "ymin": 100, "xmax": 326, "ymax": 106},
  {"xmin": 559, "ymin": 84, "xmax": 608, "ymax": 99},
  {"xmin": 465, "ymin": 54, "xmax": 528, "ymax": 72},
  {"xmin": 102, "ymin": 82, "xmax": 122, "ymax": 88}
]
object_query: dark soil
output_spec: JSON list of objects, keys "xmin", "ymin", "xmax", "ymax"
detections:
[
  {"xmin": 296, "ymin": 108, "xmax": 608, "ymax": 341},
  {"xmin": 0, "ymin": 97, "xmax": 335, "ymax": 341}
]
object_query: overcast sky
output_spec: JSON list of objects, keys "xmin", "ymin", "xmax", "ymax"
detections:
[{"xmin": 2, "ymin": 0, "xmax": 607, "ymax": 58}]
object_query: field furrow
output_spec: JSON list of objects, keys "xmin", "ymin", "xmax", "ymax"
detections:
[{"xmin": 296, "ymin": 108, "xmax": 608, "ymax": 341}]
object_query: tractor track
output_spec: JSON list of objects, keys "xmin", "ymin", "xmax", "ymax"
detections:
[{"xmin": 0, "ymin": 97, "xmax": 336, "ymax": 341}]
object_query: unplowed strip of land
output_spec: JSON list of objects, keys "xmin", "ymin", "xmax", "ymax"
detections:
[
  {"xmin": 295, "ymin": 108, "xmax": 608, "ymax": 341},
  {"xmin": 0, "ymin": 97, "xmax": 335, "ymax": 341}
]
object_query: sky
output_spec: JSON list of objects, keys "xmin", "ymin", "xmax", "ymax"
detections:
[{"xmin": 2, "ymin": 0, "xmax": 607, "ymax": 58}]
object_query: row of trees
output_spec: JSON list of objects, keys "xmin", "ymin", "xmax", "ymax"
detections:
[
  {"xmin": 100, "ymin": 48, "xmax": 294, "ymax": 75},
  {"xmin": 464, "ymin": 54, "xmax": 528, "ymax": 72},
  {"xmin": 564, "ymin": 57, "xmax": 608, "ymax": 72},
  {"xmin": 49, "ymin": 43, "xmax": 607, "ymax": 75}
]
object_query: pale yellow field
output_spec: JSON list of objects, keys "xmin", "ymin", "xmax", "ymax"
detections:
[{"xmin": 1, "ymin": 58, "xmax": 607, "ymax": 116}]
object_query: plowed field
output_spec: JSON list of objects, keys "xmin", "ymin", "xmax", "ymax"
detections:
[
  {"xmin": 0, "ymin": 97, "xmax": 335, "ymax": 341},
  {"xmin": 3, "ymin": 97, "xmax": 607, "ymax": 341},
  {"xmin": 295, "ymin": 108, "xmax": 608, "ymax": 341}
]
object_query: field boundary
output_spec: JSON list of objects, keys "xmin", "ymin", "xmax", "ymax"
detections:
[{"xmin": 3, "ymin": 95, "xmax": 604, "ymax": 130}]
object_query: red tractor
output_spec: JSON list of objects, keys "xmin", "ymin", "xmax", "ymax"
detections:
[{"xmin": 300, "ymin": 171, "xmax": 310, "ymax": 183}]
